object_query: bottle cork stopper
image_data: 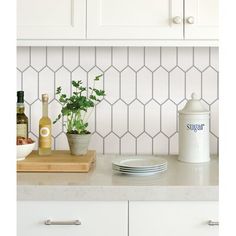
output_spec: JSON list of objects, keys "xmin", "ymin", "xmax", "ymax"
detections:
[{"xmin": 42, "ymin": 94, "xmax": 49, "ymax": 102}]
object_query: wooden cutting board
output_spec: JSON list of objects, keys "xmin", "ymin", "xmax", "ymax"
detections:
[{"xmin": 17, "ymin": 150, "xmax": 96, "ymax": 173}]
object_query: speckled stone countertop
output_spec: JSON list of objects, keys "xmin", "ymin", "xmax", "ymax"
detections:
[{"xmin": 17, "ymin": 155, "xmax": 218, "ymax": 201}]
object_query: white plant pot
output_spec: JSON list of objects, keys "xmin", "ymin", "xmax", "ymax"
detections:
[{"xmin": 66, "ymin": 133, "xmax": 91, "ymax": 156}]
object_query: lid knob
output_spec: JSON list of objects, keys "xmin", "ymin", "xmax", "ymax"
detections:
[
  {"xmin": 191, "ymin": 92, "xmax": 198, "ymax": 100},
  {"xmin": 178, "ymin": 92, "xmax": 209, "ymax": 114}
]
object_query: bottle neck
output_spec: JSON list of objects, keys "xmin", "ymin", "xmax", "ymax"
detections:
[
  {"xmin": 17, "ymin": 103, "xmax": 25, "ymax": 114},
  {"xmin": 42, "ymin": 101, "xmax": 48, "ymax": 117}
]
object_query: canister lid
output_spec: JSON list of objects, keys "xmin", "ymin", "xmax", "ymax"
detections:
[{"xmin": 179, "ymin": 93, "xmax": 209, "ymax": 115}]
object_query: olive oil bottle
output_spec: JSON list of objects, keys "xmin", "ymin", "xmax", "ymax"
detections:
[
  {"xmin": 17, "ymin": 91, "xmax": 28, "ymax": 138},
  {"xmin": 38, "ymin": 94, "xmax": 52, "ymax": 156}
]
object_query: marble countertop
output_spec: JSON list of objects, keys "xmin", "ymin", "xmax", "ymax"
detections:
[{"xmin": 17, "ymin": 155, "xmax": 219, "ymax": 201}]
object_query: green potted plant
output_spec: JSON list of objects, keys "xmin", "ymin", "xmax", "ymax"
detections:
[{"xmin": 53, "ymin": 75, "xmax": 105, "ymax": 155}]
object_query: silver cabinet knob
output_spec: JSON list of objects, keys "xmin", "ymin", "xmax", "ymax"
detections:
[
  {"xmin": 186, "ymin": 16, "xmax": 195, "ymax": 24},
  {"xmin": 173, "ymin": 16, "xmax": 182, "ymax": 24},
  {"xmin": 208, "ymin": 220, "xmax": 219, "ymax": 226}
]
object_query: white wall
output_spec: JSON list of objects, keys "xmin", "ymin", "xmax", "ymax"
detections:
[{"xmin": 17, "ymin": 47, "xmax": 219, "ymax": 155}]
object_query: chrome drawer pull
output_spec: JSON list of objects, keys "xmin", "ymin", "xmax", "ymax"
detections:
[
  {"xmin": 45, "ymin": 219, "xmax": 81, "ymax": 225},
  {"xmin": 208, "ymin": 220, "xmax": 219, "ymax": 226}
]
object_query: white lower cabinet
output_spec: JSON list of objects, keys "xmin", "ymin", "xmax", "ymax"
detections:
[
  {"xmin": 18, "ymin": 200, "xmax": 218, "ymax": 236},
  {"xmin": 17, "ymin": 201, "xmax": 128, "ymax": 236},
  {"xmin": 129, "ymin": 201, "xmax": 219, "ymax": 236}
]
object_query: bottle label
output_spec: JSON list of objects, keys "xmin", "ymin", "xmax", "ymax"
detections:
[
  {"xmin": 17, "ymin": 124, "xmax": 27, "ymax": 138},
  {"xmin": 39, "ymin": 125, "xmax": 51, "ymax": 148},
  {"xmin": 186, "ymin": 123, "xmax": 205, "ymax": 133}
]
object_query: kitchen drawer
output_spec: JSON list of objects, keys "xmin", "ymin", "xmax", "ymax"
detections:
[
  {"xmin": 129, "ymin": 201, "xmax": 218, "ymax": 236},
  {"xmin": 17, "ymin": 201, "xmax": 128, "ymax": 236}
]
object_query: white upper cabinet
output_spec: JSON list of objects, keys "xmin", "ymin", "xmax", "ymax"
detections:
[
  {"xmin": 17, "ymin": 0, "xmax": 218, "ymax": 45},
  {"xmin": 87, "ymin": 0, "xmax": 183, "ymax": 39},
  {"xmin": 17, "ymin": 0, "xmax": 86, "ymax": 39},
  {"xmin": 185, "ymin": 0, "xmax": 218, "ymax": 39}
]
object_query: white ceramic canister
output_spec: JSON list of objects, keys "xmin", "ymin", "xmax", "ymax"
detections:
[{"xmin": 178, "ymin": 93, "xmax": 210, "ymax": 163}]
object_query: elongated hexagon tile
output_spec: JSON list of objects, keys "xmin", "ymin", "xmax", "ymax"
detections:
[
  {"xmin": 17, "ymin": 69, "xmax": 22, "ymax": 91},
  {"xmin": 177, "ymin": 99, "xmax": 187, "ymax": 111},
  {"xmin": 63, "ymin": 47, "xmax": 79, "ymax": 71},
  {"xmin": 200, "ymin": 99, "xmax": 210, "ymax": 111},
  {"xmin": 96, "ymin": 47, "xmax": 112, "ymax": 71},
  {"xmin": 145, "ymin": 101, "xmax": 160, "ymax": 137},
  {"xmin": 128, "ymin": 47, "xmax": 144, "ymax": 71},
  {"xmin": 87, "ymin": 108, "xmax": 95, "ymax": 134},
  {"xmin": 121, "ymin": 133, "xmax": 136, "ymax": 154},
  {"xmin": 55, "ymin": 67, "xmax": 71, "ymax": 96},
  {"xmin": 137, "ymin": 67, "xmax": 152, "ymax": 104},
  {"xmin": 177, "ymin": 100, "xmax": 187, "ymax": 131},
  {"xmin": 194, "ymin": 47, "xmax": 210, "ymax": 71},
  {"xmin": 72, "ymin": 67, "xmax": 87, "ymax": 93},
  {"xmin": 104, "ymin": 133, "xmax": 119, "ymax": 154},
  {"xmin": 87, "ymin": 67, "xmax": 104, "ymax": 92},
  {"xmin": 55, "ymin": 133, "xmax": 68, "ymax": 150},
  {"xmin": 22, "ymin": 67, "xmax": 38, "ymax": 104},
  {"xmin": 121, "ymin": 67, "xmax": 136, "ymax": 104},
  {"xmin": 210, "ymin": 47, "xmax": 219, "ymax": 71},
  {"xmin": 31, "ymin": 47, "xmax": 46, "ymax": 71},
  {"xmin": 137, "ymin": 133, "xmax": 152, "ymax": 155},
  {"xmin": 112, "ymin": 47, "xmax": 128, "ymax": 71},
  {"xmin": 145, "ymin": 47, "xmax": 160, "ymax": 71},
  {"xmin": 177, "ymin": 47, "xmax": 193, "ymax": 71},
  {"xmin": 129, "ymin": 100, "xmax": 144, "ymax": 137},
  {"xmin": 104, "ymin": 67, "xmax": 120, "ymax": 104},
  {"xmin": 170, "ymin": 67, "xmax": 185, "ymax": 104},
  {"xmin": 113, "ymin": 100, "xmax": 128, "ymax": 137},
  {"xmin": 96, "ymin": 100, "xmax": 111, "ymax": 137},
  {"xmin": 170, "ymin": 133, "xmax": 178, "ymax": 154},
  {"xmin": 39, "ymin": 67, "xmax": 54, "ymax": 102},
  {"xmin": 161, "ymin": 100, "xmax": 177, "ymax": 137},
  {"xmin": 47, "ymin": 47, "xmax": 63, "ymax": 71},
  {"xmin": 17, "ymin": 47, "xmax": 30, "ymax": 71},
  {"xmin": 80, "ymin": 47, "xmax": 95, "ymax": 71},
  {"xmin": 186, "ymin": 67, "xmax": 201, "ymax": 98},
  {"xmin": 202, "ymin": 67, "xmax": 218, "ymax": 104},
  {"xmin": 153, "ymin": 67, "xmax": 169, "ymax": 104},
  {"xmin": 210, "ymin": 100, "xmax": 219, "ymax": 137},
  {"xmin": 161, "ymin": 47, "xmax": 177, "ymax": 71},
  {"xmin": 153, "ymin": 133, "xmax": 168, "ymax": 155},
  {"xmin": 210, "ymin": 133, "xmax": 218, "ymax": 154},
  {"xmin": 89, "ymin": 133, "xmax": 103, "ymax": 153},
  {"xmin": 49, "ymin": 100, "xmax": 62, "ymax": 138},
  {"xmin": 30, "ymin": 100, "xmax": 41, "ymax": 137}
]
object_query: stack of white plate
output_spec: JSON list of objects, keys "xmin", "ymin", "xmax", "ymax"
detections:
[{"xmin": 112, "ymin": 157, "xmax": 167, "ymax": 176}]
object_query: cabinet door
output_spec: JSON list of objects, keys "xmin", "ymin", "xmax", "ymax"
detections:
[
  {"xmin": 17, "ymin": 0, "xmax": 86, "ymax": 39},
  {"xmin": 185, "ymin": 0, "xmax": 218, "ymax": 39},
  {"xmin": 87, "ymin": 0, "xmax": 183, "ymax": 39},
  {"xmin": 17, "ymin": 201, "xmax": 128, "ymax": 236},
  {"xmin": 130, "ymin": 201, "xmax": 218, "ymax": 236}
]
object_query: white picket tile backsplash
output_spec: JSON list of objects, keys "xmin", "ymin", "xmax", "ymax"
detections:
[{"xmin": 17, "ymin": 47, "xmax": 219, "ymax": 155}]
